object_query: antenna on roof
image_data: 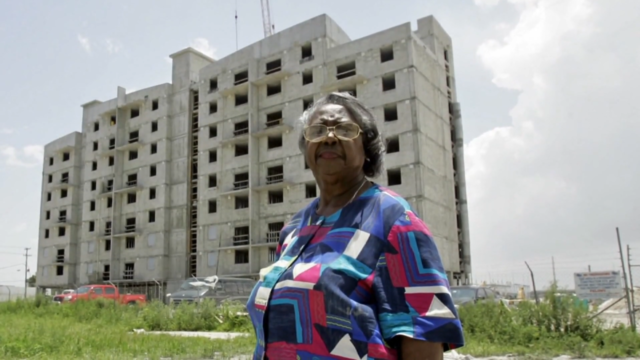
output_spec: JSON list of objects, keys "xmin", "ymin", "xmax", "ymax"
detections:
[{"xmin": 235, "ymin": 0, "xmax": 239, "ymax": 50}]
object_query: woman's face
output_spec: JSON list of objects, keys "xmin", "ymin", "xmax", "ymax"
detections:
[{"xmin": 304, "ymin": 103, "xmax": 365, "ymax": 179}]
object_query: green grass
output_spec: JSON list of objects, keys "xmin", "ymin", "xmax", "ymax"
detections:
[
  {"xmin": 2, "ymin": 288, "xmax": 640, "ymax": 359},
  {"xmin": 0, "ymin": 297, "xmax": 255, "ymax": 360}
]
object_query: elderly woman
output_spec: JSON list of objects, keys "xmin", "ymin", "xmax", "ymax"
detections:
[{"xmin": 247, "ymin": 92, "xmax": 464, "ymax": 360}]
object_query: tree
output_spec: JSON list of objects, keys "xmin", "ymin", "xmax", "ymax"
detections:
[{"xmin": 27, "ymin": 274, "xmax": 36, "ymax": 287}]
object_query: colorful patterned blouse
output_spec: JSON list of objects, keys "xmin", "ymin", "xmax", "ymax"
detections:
[{"xmin": 246, "ymin": 184, "xmax": 464, "ymax": 359}]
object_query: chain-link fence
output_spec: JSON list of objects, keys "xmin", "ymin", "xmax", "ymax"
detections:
[{"xmin": 0, "ymin": 285, "xmax": 37, "ymax": 302}]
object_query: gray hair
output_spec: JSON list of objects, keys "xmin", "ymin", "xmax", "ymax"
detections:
[{"xmin": 297, "ymin": 92, "xmax": 386, "ymax": 178}]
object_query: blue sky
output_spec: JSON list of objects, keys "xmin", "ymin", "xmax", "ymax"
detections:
[{"xmin": 1, "ymin": 0, "xmax": 638, "ymax": 290}]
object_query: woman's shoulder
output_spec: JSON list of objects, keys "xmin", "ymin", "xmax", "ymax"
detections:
[{"xmin": 347, "ymin": 183, "xmax": 419, "ymax": 238}]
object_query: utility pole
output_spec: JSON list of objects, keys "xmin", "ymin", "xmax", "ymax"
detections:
[
  {"xmin": 525, "ymin": 261, "xmax": 539, "ymax": 305},
  {"xmin": 627, "ymin": 245, "xmax": 636, "ymax": 330},
  {"xmin": 552, "ymin": 256, "xmax": 557, "ymax": 285},
  {"xmin": 617, "ymin": 227, "xmax": 634, "ymax": 331},
  {"xmin": 23, "ymin": 247, "xmax": 31, "ymax": 299}
]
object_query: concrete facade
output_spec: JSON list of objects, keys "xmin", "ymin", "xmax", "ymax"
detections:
[{"xmin": 36, "ymin": 14, "xmax": 472, "ymax": 295}]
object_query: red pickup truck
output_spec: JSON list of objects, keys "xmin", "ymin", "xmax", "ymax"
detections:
[{"xmin": 59, "ymin": 284, "xmax": 146, "ymax": 305}]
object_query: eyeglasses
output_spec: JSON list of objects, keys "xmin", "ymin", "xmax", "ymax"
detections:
[{"xmin": 303, "ymin": 123, "xmax": 362, "ymax": 142}]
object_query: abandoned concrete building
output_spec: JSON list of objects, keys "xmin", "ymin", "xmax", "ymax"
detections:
[{"xmin": 36, "ymin": 14, "xmax": 472, "ymax": 297}]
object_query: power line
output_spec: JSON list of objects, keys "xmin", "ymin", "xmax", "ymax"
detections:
[{"xmin": 0, "ymin": 264, "xmax": 22, "ymax": 271}]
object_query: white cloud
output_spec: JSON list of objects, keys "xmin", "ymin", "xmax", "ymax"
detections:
[
  {"xmin": 0, "ymin": 145, "xmax": 43, "ymax": 168},
  {"xmin": 190, "ymin": 38, "xmax": 217, "ymax": 59},
  {"xmin": 105, "ymin": 38, "xmax": 123, "ymax": 54},
  {"xmin": 474, "ymin": 0, "xmax": 501, "ymax": 7},
  {"xmin": 0, "ymin": 128, "xmax": 14, "ymax": 134},
  {"xmin": 77, "ymin": 34, "xmax": 91, "ymax": 54},
  {"xmin": 466, "ymin": 0, "xmax": 640, "ymax": 287}
]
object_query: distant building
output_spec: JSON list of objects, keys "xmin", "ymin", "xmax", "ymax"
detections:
[{"xmin": 36, "ymin": 14, "xmax": 471, "ymax": 296}]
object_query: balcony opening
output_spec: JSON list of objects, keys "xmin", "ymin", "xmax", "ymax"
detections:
[
  {"xmin": 305, "ymin": 182, "xmax": 317, "ymax": 198},
  {"xmin": 110, "ymin": 115, "xmax": 117, "ymax": 126},
  {"xmin": 150, "ymin": 165, "xmax": 157, "ymax": 176},
  {"xmin": 233, "ymin": 226, "xmax": 250, "ymax": 246},
  {"xmin": 46, "ymin": 192, "xmax": 51, "ymax": 202},
  {"xmin": 58, "ymin": 226, "xmax": 66, "ymax": 237},
  {"xmin": 61, "ymin": 172, "xmax": 69, "ymax": 183},
  {"xmin": 267, "ymin": 82, "xmax": 281, "ymax": 96},
  {"xmin": 304, "ymin": 160, "xmax": 309, "ymax": 170},
  {"xmin": 45, "ymin": 210, "xmax": 50, "ymax": 220},
  {"xmin": 152, "ymin": 99, "xmax": 159, "ymax": 111},
  {"xmin": 125, "ymin": 237, "xmax": 136, "ymax": 249},
  {"xmin": 125, "ymin": 218, "xmax": 136, "ymax": 233},
  {"xmin": 265, "ymin": 59, "xmax": 282, "ymax": 75},
  {"xmin": 56, "ymin": 248, "xmax": 65, "ymax": 263},
  {"xmin": 303, "ymin": 97, "xmax": 313, "ymax": 112},
  {"xmin": 149, "ymin": 187, "xmax": 156, "ymax": 200},
  {"xmin": 209, "ymin": 149, "xmax": 217, "ymax": 163},
  {"xmin": 45, "ymin": 229, "xmax": 49, "ymax": 238},
  {"xmin": 209, "ymin": 101, "xmax": 218, "ymax": 114},
  {"xmin": 105, "ymin": 221, "xmax": 112, "ymax": 236},
  {"xmin": 148, "ymin": 209, "xmax": 156, "ymax": 223},
  {"xmin": 128, "ymin": 150, "xmax": 138, "ymax": 161},
  {"xmin": 268, "ymin": 190, "xmax": 284, "ymax": 204},
  {"xmin": 127, "ymin": 193, "xmax": 136, "ymax": 204},
  {"xmin": 127, "ymin": 173, "xmax": 137, "ymax": 186},
  {"xmin": 336, "ymin": 61, "xmax": 356, "ymax": 80},
  {"xmin": 338, "ymin": 86, "xmax": 357, "ymax": 98},
  {"xmin": 382, "ymin": 73, "xmax": 396, "ymax": 92},
  {"xmin": 104, "ymin": 239, "xmax": 111, "ymax": 251},
  {"xmin": 109, "ymin": 138, "xmax": 115, "ymax": 150},
  {"xmin": 90, "ymin": 201, "xmax": 95, "ymax": 211},
  {"xmin": 235, "ymin": 143, "xmax": 248, "ymax": 157},
  {"xmin": 234, "ymin": 120, "xmax": 249, "ymax": 136},
  {"xmin": 108, "ymin": 156, "xmax": 114, "ymax": 166},
  {"xmin": 208, "ymin": 199, "xmax": 217, "ymax": 213},
  {"xmin": 387, "ymin": 169, "xmax": 402, "ymax": 186},
  {"xmin": 267, "ymin": 135, "xmax": 282, "ymax": 149},
  {"xmin": 48, "ymin": 174, "xmax": 52, "ymax": 183},
  {"xmin": 130, "ymin": 108, "xmax": 140, "ymax": 119},
  {"xmin": 268, "ymin": 247, "xmax": 277, "ymax": 262},
  {"xmin": 56, "ymin": 266, "xmax": 64, "ymax": 276},
  {"xmin": 266, "ymin": 111, "xmax": 283, "ymax": 127},
  {"xmin": 267, "ymin": 165, "xmax": 283, "ymax": 184},
  {"xmin": 93, "ymin": 141, "xmax": 98, "ymax": 151},
  {"xmin": 123, "ymin": 263, "xmax": 134, "ymax": 280},
  {"xmin": 444, "ymin": 49, "xmax": 449, "ymax": 62},
  {"xmin": 209, "ymin": 125, "xmax": 217, "ymax": 138},
  {"xmin": 209, "ymin": 77, "xmax": 218, "ymax": 92},
  {"xmin": 151, "ymin": 143, "xmax": 157, "ymax": 155},
  {"xmin": 208, "ymin": 174, "xmax": 217, "ymax": 188},
  {"xmin": 129, "ymin": 130, "xmax": 139, "ymax": 143},
  {"xmin": 62, "ymin": 152, "xmax": 70, "ymax": 162},
  {"xmin": 60, "ymin": 189, "xmax": 68, "ymax": 199},
  {"xmin": 234, "ymin": 70, "xmax": 248, "ymax": 85},
  {"xmin": 92, "ymin": 161, "xmax": 97, "ymax": 171},
  {"xmin": 151, "ymin": 121, "xmax": 158, "ymax": 132},
  {"xmin": 58, "ymin": 210, "xmax": 67, "ymax": 223},
  {"xmin": 387, "ymin": 136, "xmax": 400, "ymax": 153},
  {"xmin": 234, "ymin": 172, "xmax": 249, "ymax": 190},
  {"xmin": 91, "ymin": 181, "xmax": 96, "ymax": 191},
  {"xmin": 94, "ymin": 122, "xmax": 100, "ymax": 132},
  {"xmin": 107, "ymin": 197, "xmax": 113, "ymax": 208},
  {"xmin": 89, "ymin": 221, "xmax": 95, "ymax": 232},
  {"xmin": 384, "ymin": 104, "xmax": 398, "ymax": 122},
  {"xmin": 235, "ymin": 195, "xmax": 249, "ymax": 209},
  {"xmin": 380, "ymin": 45, "xmax": 394, "ymax": 63},
  {"xmin": 102, "ymin": 264, "xmax": 110, "ymax": 281},
  {"xmin": 301, "ymin": 43, "xmax": 313, "ymax": 62},
  {"xmin": 267, "ymin": 222, "xmax": 284, "ymax": 243},
  {"xmin": 235, "ymin": 249, "xmax": 249, "ymax": 264},
  {"xmin": 302, "ymin": 69, "xmax": 313, "ymax": 86}
]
